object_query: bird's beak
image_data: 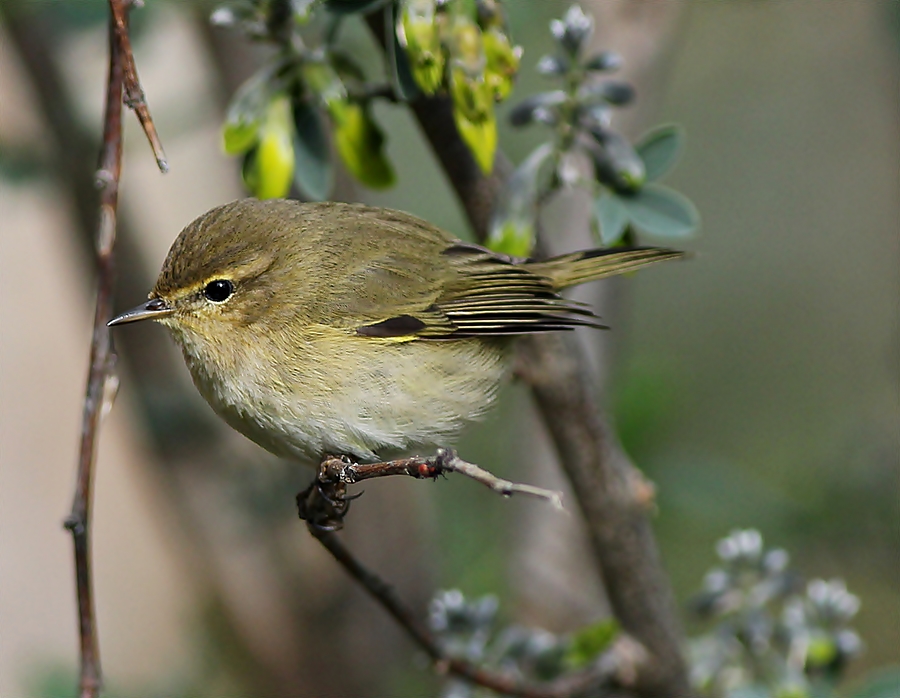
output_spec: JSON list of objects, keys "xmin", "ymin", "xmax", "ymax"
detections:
[{"xmin": 108, "ymin": 298, "xmax": 173, "ymax": 326}]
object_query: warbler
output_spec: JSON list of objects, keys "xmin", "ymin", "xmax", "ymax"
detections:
[{"xmin": 110, "ymin": 198, "xmax": 681, "ymax": 462}]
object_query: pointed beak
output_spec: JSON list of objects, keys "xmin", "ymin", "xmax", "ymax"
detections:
[{"xmin": 108, "ymin": 298, "xmax": 173, "ymax": 327}]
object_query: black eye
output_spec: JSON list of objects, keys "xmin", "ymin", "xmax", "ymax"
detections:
[{"xmin": 203, "ymin": 279, "xmax": 233, "ymax": 303}]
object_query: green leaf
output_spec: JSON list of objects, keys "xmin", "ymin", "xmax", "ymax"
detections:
[
  {"xmin": 292, "ymin": 99, "xmax": 333, "ymax": 201},
  {"xmin": 454, "ymin": 106, "xmax": 497, "ymax": 175},
  {"xmin": 387, "ymin": 1, "xmax": 423, "ymax": 100},
  {"xmin": 636, "ymin": 124, "xmax": 685, "ymax": 182},
  {"xmin": 450, "ymin": 65, "xmax": 496, "ymax": 174},
  {"xmin": 483, "ymin": 27, "xmax": 521, "ymax": 101},
  {"xmin": 222, "ymin": 68, "xmax": 273, "ymax": 155},
  {"xmin": 593, "ymin": 192, "xmax": 629, "ymax": 246},
  {"xmin": 487, "ymin": 221, "xmax": 533, "ymax": 258},
  {"xmin": 241, "ymin": 96, "xmax": 295, "ymax": 199},
  {"xmin": 806, "ymin": 634, "xmax": 838, "ymax": 668},
  {"xmin": 564, "ymin": 619, "xmax": 619, "ymax": 669},
  {"xmin": 331, "ymin": 101, "xmax": 396, "ymax": 189},
  {"xmin": 488, "ymin": 143, "xmax": 552, "ymax": 257},
  {"xmin": 398, "ymin": 0, "xmax": 443, "ymax": 95},
  {"xmin": 848, "ymin": 668, "xmax": 900, "ymax": 698},
  {"xmin": 301, "ymin": 59, "xmax": 348, "ymax": 111},
  {"xmin": 620, "ymin": 183, "xmax": 699, "ymax": 239}
]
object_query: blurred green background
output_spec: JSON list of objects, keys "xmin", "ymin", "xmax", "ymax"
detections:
[{"xmin": 1, "ymin": 1, "xmax": 897, "ymax": 696}]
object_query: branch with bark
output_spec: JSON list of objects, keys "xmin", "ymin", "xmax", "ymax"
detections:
[{"xmin": 61, "ymin": 1, "xmax": 167, "ymax": 696}]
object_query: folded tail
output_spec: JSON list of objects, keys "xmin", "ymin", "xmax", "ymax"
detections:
[{"xmin": 526, "ymin": 246, "xmax": 684, "ymax": 291}]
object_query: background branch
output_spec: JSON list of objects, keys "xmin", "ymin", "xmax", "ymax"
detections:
[
  {"xmin": 310, "ymin": 527, "xmax": 628, "ymax": 698},
  {"xmin": 63, "ymin": 14, "xmax": 126, "ymax": 698},
  {"xmin": 62, "ymin": 1, "xmax": 170, "ymax": 695}
]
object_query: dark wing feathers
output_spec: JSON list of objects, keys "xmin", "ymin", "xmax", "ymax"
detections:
[
  {"xmin": 345, "ymin": 211, "xmax": 681, "ymax": 340},
  {"xmin": 357, "ymin": 241, "xmax": 608, "ymax": 339}
]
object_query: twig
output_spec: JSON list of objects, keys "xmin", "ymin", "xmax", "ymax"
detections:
[
  {"xmin": 64, "ymin": 3, "xmax": 168, "ymax": 696},
  {"xmin": 63, "ymin": 15, "xmax": 126, "ymax": 698},
  {"xmin": 307, "ymin": 527, "xmax": 622, "ymax": 698},
  {"xmin": 108, "ymin": 0, "xmax": 168, "ymax": 173},
  {"xmin": 297, "ymin": 449, "xmax": 563, "ymax": 532},
  {"xmin": 341, "ymin": 449, "xmax": 562, "ymax": 506}
]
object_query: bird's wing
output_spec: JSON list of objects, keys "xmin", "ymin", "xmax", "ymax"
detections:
[
  {"xmin": 306, "ymin": 205, "xmax": 604, "ymax": 339},
  {"xmin": 426, "ymin": 242, "xmax": 604, "ymax": 337}
]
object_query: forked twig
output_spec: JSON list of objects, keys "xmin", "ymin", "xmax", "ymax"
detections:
[
  {"xmin": 64, "ymin": 18, "xmax": 124, "ymax": 698},
  {"xmin": 108, "ymin": 0, "xmax": 168, "ymax": 172},
  {"xmin": 65, "ymin": 4, "xmax": 167, "ymax": 697}
]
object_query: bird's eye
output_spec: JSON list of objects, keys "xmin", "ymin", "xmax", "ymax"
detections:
[{"xmin": 203, "ymin": 279, "xmax": 234, "ymax": 303}]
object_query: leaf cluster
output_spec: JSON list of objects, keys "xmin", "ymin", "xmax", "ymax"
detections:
[
  {"xmin": 214, "ymin": 0, "xmax": 523, "ymax": 199},
  {"xmin": 689, "ymin": 529, "xmax": 873, "ymax": 698},
  {"xmin": 490, "ymin": 5, "xmax": 699, "ymax": 257},
  {"xmin": 428, "ymin": 589, "xmax": 620, "ymax": 698}
]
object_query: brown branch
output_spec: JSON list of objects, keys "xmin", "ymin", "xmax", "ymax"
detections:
[
  {"xmin": 109, "ymin": 0, "xmax": 168, "ymax": 173},
  {"xmin": 516, "ymin": 334, "xmax": 689, "ymax": 696},
  {"xmin": 62, "ymin": 3, "xmax": 169, "ymax": 696},
  {"xmin": 307, "ymin": 527, "xmax": 627, "ymax": 698},
  {"xmin": 339, "ymin": 450, "xmax": 560, "ymax": 504},
  {"xmin": 297, "ymin": 449, "xmax": 563, "ymax": 531},
  {"xmin": 62, "ymin": 15, "xmax": 125, "ymax": 698},
  {"xmin": 297, "ymin": 455, "xmax": 650, "ymax": 696}
]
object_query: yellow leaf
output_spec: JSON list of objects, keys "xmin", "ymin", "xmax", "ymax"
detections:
[
  {"xmin": 453, "ymin": 102, "xmax": 496, "ymax": 174},
  {"xmin": 242, "ymin": 97, "xmax": 295, "ymax": 199},
  {"xmin": 331, "ymin": 101, "xmax": 396, "ymax": 189}
]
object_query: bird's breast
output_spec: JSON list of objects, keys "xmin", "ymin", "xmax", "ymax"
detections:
[{"xmin": 171, "ymin": 323, "xmax": 510, "ymax": 462}]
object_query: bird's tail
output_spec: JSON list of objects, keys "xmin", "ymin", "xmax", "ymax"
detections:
[{"xmin": 526, "ymin": 246, "xmax": 684, "ymax": 291}]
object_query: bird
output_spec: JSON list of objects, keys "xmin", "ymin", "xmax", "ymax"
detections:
[{"xmin": 109, "ymin": 198, "xmax": 681, "ymax": 463}]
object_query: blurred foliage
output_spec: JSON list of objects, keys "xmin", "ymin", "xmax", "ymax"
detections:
[
  {"xmin": 427, "ymin": 531, "xmax": 897, "ymax": 698},
  {"xmin": 428, "ymin": 589, "xmax": 619, "ymax": 697},
  {"xmin": 491, "ymin": 5, "xmax": 699, "ymax": 256},
  {"xmin": 212, "ymin": 0, "xmax": 524, "ymax": 198},
  {"xmin": 689, "ymin": 529, "xmax": 861, "ymax": 698},
  {"xmin": 687, "ymin": 530, "xmax": 900, "ymax": 698},
  {"xmin": 211, "ymin": 0, "xmax": 699, "ymax": 244}
]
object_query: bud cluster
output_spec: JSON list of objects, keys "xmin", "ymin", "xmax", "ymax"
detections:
[{"xmin": 690, "ymin": 530, "xmax": 863, "ymax": 698}]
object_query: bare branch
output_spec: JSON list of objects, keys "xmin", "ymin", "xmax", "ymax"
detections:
[
  {"xmin": 343, "ymin": 450, "xmax": 561, "ymax": 504},
  {"xmin": 307, "ymin": 526, "xmax": 632, "ymax": 698},
  {"xmin": 297, "ymin": 449, "xmax": 563, "ymax": 532},
  {"xmin": 108, "ymin": 0, "xmax": 168, "ymax": 172},
  {"xmin": 62, "ymin": 15, "xmax": 126, "ymax": 697},
  {"xmin": 62, "ymin": 3, "xmax": 169, "ymax": 696}
]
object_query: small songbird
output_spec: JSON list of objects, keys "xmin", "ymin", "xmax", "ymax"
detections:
[{"xmin": 110, "ymin": 198, "xmax": 681, "ymax": 462}]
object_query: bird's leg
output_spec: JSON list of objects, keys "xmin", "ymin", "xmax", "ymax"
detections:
[{"xmin": 296, "ymin": 455, "xmax": 359, "ymax": 531}]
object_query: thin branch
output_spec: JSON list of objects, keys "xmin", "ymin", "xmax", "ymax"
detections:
[
  {"xmin": 307, "ymin": 527, "xmax": 627, "ymax": 698},
  {"xmin": 337, "ymin": 449, "xmax": 562, "ymax": 506},
  {"xmin": 63, "ymin": 3, "xmax": 168, "ymax": 696},
  {"xmin": 297, "ymin": 449, "xmax": 563, "ymax": 532},
  {"xmin": 109, "ymin": 0, "xmax": 168, "ymax": 172},
  {"xmin": 63, "ymin": 15, "xmax": 126, "ymax": 698}
]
